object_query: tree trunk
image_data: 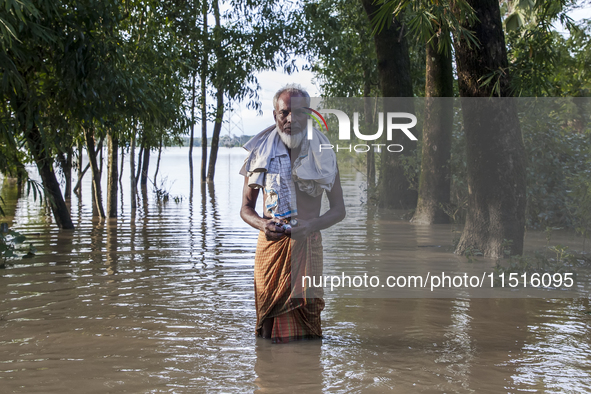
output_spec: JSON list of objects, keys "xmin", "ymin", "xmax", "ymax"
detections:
[
  {"xmin": 200, "ymin": 0, "xmax": 208, "ymax": 183},
  {"xmin": 453, "ymin": 0, "xmax": 527, "ymax": 258},
  {"xmin": 206, "ymin": 88, "xmax": 224, "ymax": 182},
  {"xmin": 99, "ymin": 140, "xmax": 103, "ymax": 177},
  {"xmin": 360, "ymin": 1, "xmax": 417, "ymax": 209},
  {"xmin": 92, "ymin": 176, "xmax": 97, "ymax": 217},
  {"xmin": 107, "ymin": 132, "xmax": 118, "ymax": 218},
  {"xmin": 363, "ymin": 75, "xmax": 375, "ymax": 190},
  {"xmin": 119, "ymin": 148, "xmax": 125, "ymax": 187},
  {"xmin": 24, "ymin": 124, "xmax": 74, "ymax": 229},
  {"xmin": 73, "ymin": 163, "xmax": 90, "ymax": 195},
  {"xmin": 75, "ymin": 141, "xmax": 83, "ymax": 196},
  {"xmin": 84, "ymin": 127, "xmax": 106, "ymax": 218},
  {"xmin": 73, "ymin": 140, "xmax": 101, "ymax": 195},
  {"xmin": 66, "ymin": 148, "xmax": 72, "ymax": 199},
  {"xmin": 189, "ymin": 71, "xmax": 196, "ymax": 176},
  {"xmin": 140, "ymin": 144, "xmax": 150, "ymax": 185},
  {"xmin": 154, "ymin": 137, "xmax": 163, "ymax": 185},
  {"xmin": 63, "ymin": 148, "xmax": 73, "ymax": 200},
  {"xmin": 130, "ymin": 134, "xmax": 137, "ymax": 210},
  {"xmin": 206, "ymin": 0, "xmax": 223, "ymax": 183},
  {"xmin": 135, "ymin": 145, "xmax": 144, "ymax": 188},
  {"xmin": 412, "ymin": 33, "xmax": 454, "ymax": 224}
]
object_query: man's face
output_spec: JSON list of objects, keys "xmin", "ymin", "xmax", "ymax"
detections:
[{"xmin": 273, "ymin": 91, "xmax": 307, "ymax": 137}]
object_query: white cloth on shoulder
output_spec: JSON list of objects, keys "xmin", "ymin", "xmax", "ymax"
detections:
[
  {"xmin": 292, "ymin": 127, "xmax": 337, "ymax": 197},
  {"xmin": 239, "ymin": 125, "xmax": 337, "ymax": 219}
]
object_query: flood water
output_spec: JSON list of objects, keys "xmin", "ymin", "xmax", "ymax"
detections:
[{"xmin": 1, "ymin": 147, "xmax": 590, "ymax": 393}]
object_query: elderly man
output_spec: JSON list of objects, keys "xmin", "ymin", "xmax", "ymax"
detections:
[{"xmin": 240, "ymin": 84, "xmax": 345, "ymax": 343}]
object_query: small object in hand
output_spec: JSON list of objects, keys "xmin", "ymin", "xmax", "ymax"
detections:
[{"xmin": 273, "ymin": 221, "xmax": 292, "ymax": 232}]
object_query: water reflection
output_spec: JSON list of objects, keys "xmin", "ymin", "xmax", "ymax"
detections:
[
  {"xmin": 106, "ymin": 218, "xmax": 118, "ymax": 275},
  {"xmin": 200, "ymin": 182, "xmax": 208, "ymax": 267},
  {"xmin": 254, "ymin": 339, "xmax": 323, "ymax": 393},
  {"xmin": 0, "ymin": 147, "xmax": 590, "ymax": 393}
]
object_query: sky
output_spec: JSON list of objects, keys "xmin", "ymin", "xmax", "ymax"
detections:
[{"xmin": 219, "ymin": 4, "xmax": 591, "ymax": 139}]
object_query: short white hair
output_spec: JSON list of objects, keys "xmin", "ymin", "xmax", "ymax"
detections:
[{"xmin": 273, "ymin": 83, "xmax": 311, "ymax": 110}]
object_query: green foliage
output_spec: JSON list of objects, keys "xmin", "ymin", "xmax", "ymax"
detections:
[
  {"xmin": 479, "ymin": 0, "xmax": 576, "ymax": 97},
  {"xmin": 493, "ymin": 244, "xmax": 589, "ymax": 285},
  {"xmin": 501, "ymin": 0, "xmax": 575, "ymax": 33},
  {"xmin": 301, "ymin": 0, "xmax": 427, "ymax": 98},
  {"xmin": 370, "ymin": 0, "xmax": 478, "ymax": 54},
  {"xmin": 1, "ymin": 0, "xmax": 308, "ymax": 222},
  {"xmin": 446, "ymin": 97, "xmax": 591, "ymax": 233},
  {"xmin": 503, "ymin": 0, "xmax": 591, "ymax": 97},
  {"xmin": 301, "ymin": 0, "xmax": 379, "ymax": 97},
  {"xmin": 398, "ymin": 145, "xmax": 422, "ymax": 192},
  {"xmin": 520, "ymin": 99, "xmax": 591, "ymax": 230},
  {"xmin": 492, "ymin": 221, "xmax": 589, "ymax": 287},
  {"xmin": 548, "ymin": 19, "xmax": 591, "ymax": 97},
  {"xmin": 567, "ymin": 146, "xmax": 591, "ymax": 245},
  {"xmin": 152, "ymin": 177, "xmax": 182, "ymax": 204},
  {"xmin": 1, "ymin": 0, "xmax": 190, "ymax": 200},
  {"xmin": 0, "ymin": 223, "xmax": 35, "ymax": 267},
  {"xmin": 463, "ymin": 246, "xmax": 483, "ymax": 263}
]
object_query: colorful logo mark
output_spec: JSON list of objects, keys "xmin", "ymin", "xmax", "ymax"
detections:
[{"xmin": 303, "ymin": 107, "xmax": 329, "ymax": 133}]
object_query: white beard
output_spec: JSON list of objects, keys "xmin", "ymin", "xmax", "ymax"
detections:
[{"xmin": 278, "ymin": 129, "xmax": 305, "ymax": 149}]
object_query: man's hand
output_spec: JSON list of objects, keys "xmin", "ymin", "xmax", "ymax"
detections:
[
  {"xmin": 290, "ymin": 218, "xmax": 316, "ymax": 241},
  {"xmin": 263, "ymin": 219, "xmax": 287, "ymax": 241}
]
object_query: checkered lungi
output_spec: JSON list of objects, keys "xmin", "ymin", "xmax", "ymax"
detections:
[{"xmin": 254, "ymin": 230, "xmax": 324, "ymax": 344}]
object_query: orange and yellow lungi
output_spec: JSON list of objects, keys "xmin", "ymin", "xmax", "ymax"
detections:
[{"xmin": 254, "ymin": 230, "xmax": 324, "ymax": 344}]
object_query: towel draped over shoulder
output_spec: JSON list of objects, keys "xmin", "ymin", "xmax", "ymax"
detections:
[{"xmin": 239, "ymin": 125, "xmax": 338, "ymax": 219}]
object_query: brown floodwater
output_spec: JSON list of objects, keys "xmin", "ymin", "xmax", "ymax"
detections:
[{"xmin": 1, "ymin": 147, "xmax": 590, "ymax": 393}]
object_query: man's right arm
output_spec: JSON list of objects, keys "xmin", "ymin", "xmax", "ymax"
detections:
[{"xmin": 240, "ymin": 176, "xmax": 286, "ymax": 241}]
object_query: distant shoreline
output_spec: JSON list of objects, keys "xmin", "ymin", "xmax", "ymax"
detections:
[{"xmin": 174, "ymin": 135, "xmax": 253, "ymax": 148}]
